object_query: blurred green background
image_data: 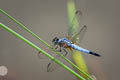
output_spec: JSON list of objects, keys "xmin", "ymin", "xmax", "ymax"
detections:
[{"xmin": 0, "ymin": 0, "xmax": 120, "ymax": 80}]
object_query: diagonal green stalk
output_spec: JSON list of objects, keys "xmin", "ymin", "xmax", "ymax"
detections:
[
  {"xmin": 0, "ymin": 23, "xmax": 85, "ymax": 80},
  {"xmin": 0, "ymin": 8, "xmax": 92, "ymax": 79}
]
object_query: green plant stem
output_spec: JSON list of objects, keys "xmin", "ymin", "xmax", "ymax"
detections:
[
  {"xmin": 0, "ymin": 8, "xmax": 92, "ymax": 79},
  {"xmin": 0, "ymin": 23, "xmax": 85, "ymax": 80}
]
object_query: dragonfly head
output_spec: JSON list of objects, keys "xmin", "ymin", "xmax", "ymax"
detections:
[{"xmin": 52, "ymin": 37, "xmax": 59, "ymax": 45}]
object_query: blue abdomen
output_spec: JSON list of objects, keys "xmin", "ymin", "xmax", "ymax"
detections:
[
  {"xmin": 70, "ymin": 44, "xmax": 90, "ymax": 54},
  {"xmin": 58, "ymin": 38, "xmax": 101, "ymax": 57}
]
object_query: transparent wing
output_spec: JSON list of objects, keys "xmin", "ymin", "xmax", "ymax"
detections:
[
  {"xmin": 38, "ymin": 45, "xmax": 68, "ymax": 72},
  {"xmin": 38, "ymin": 51, "xmax": 48, "ymax": 59},
  {"xmin": 37, "ymin": 43, "xmax": 56, "ymax": 59},
  {"xmin": 67, "ymin": 10, "xmax": 87, "ymax": 44},
  {"xmin": 47, "ymin": 56, "xmax": 60, "ymax": 72},
  {"xmin": 37, "ymin": 48, "xmax": 60, "ymax": 60},
  {"xmin": 68, "ymin": 10, "xmax": 83, "ymax": 39},
  {"xmin": 47, "ymin": 50, "xmax": 68, "ymax": 72},
  {"xmin": 71, "ymin": 25, "xmax": 87, "ymax": 44}
]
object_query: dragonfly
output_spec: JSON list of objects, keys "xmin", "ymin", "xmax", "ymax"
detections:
[
  {"xmin": 38, "ymin": 10, "xmax": 101, "ymax": 72},
  {"xmin": 52, "ymin": 26, "xmax": 100, "ymax": 57}
]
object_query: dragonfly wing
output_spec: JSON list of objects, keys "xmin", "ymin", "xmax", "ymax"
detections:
[
  {"xmin": 47, "ymin": 60, "xmax": 59, "ymax": 72},
  {"xmin": 38, "ymin": 51, "xmax": 48, "ymax": 59},
  {"xmin": 68, "ymin": 10, "xmax": 83, "ymax": 39},
  {"xmin": 71, "ymin": 25, "xmax": 87, "ymax": 44},
  {"xmin": 47, "ymin": 52, "xmax": 67, "ymax": 72},
  {"xmin": 38, "ymin": 43, "xmax": 56, "ymax": 59}
]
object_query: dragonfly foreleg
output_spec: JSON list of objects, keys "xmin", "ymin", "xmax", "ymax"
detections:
[
  {"xmin": 62, "ymin": 48, "xmax": 68, "ymax": 56},
  {"xmin": 58, "ymin": 46, "xmax": 62, "ymax": 52},
  {"xmin": 55, "ymin": 45, "xmax": 59, "ymax": 49}
]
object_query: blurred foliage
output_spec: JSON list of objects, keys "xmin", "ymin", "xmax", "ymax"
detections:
[{"xmin": 67, "ymin": 0, "xmax": 89, "ymax": 79}]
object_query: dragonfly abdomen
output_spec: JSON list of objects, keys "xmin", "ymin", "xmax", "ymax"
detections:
[
  {"xmin": 70, "ymin": 44, "xmax": 90, "ymax": 53},
  {"xmin": 58, "ymin": 38, "xmax": 101, "ymax": 57},
  {"xmin": 70, "ymin": 44, "xmax": 101, "ymax": 57}
]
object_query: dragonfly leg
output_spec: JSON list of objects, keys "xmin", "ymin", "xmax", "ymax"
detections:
[
  {"xmin": 54, "ymin": 45, "xmax": 62, "ymax": 52},
  {"xmin": 62, "ymin": 48, "xmax": 68, "ymax": 56},
  {"xmin": 55, "ymin": 45, "xmax": 59, "ymax": 49},
  {"xmin": 58, "ymin": 46, "xmax": 62, "ymax": 52}
]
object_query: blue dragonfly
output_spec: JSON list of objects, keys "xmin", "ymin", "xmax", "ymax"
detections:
[
  {"xmin": 52, "ymin": 26, "xmax": 100, "ymax": 57},
  {"xmin": 38, "ymin": 10, "xmax": 101, "ymax": 72}
]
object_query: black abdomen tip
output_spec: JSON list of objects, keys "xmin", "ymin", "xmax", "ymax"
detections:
[{"xmin": 89, "ymin": 52, "xmax": 101, "ymax": 57}]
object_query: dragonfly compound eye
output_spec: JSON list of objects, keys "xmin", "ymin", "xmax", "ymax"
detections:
[{"xmin": 52, "ymin": 37, "xmax": 59, "ymax": 44}]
